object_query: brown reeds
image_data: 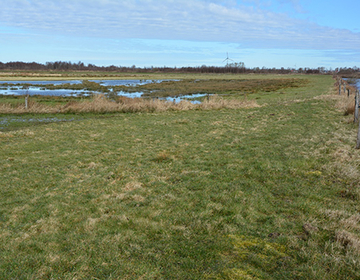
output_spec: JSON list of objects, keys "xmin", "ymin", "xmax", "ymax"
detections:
[{"xmin": 0, "ymin": 94, "xmax": 259, "ymax": 114}]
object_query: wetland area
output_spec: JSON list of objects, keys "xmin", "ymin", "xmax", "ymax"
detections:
[
  {"xmin": 0, "ymin": 76, "xmax": 308, "ymax": 100},
  {"xmin": 2, "ymin": 72, "xmax": 360, "ymax": 279},
  {"xmin": 0, "ymin": 75, "xmax": 308, "ymax": 130}
]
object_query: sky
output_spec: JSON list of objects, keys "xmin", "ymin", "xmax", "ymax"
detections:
[{"xmin": 0, "ymin": 0, "xmax": 359, "ymax": 69}]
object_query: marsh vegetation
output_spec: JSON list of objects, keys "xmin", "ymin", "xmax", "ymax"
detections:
[{"xmin": 0, "ymin": 75, "xmax": 308, "ymax": 115}]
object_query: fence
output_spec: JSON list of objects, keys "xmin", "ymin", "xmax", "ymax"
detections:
[
  {"xmin": 356, "ymin": 89, "xmax": 360, "ymax": 149},
  {"xmin": 338, "ymin": 77, "xmax": 360, "ymax": 149}
]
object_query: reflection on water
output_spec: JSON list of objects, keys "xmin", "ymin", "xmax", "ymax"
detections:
[
  {"xmin": 164, "ymin": 93, "xmax": 207, "ymax": 104},
  {"xmin": 0, "ymin": 79, "xmax": 205, "ymax": 103},
  {"xmin": 0, "ymin": 79, "xmax": 165, "ymax": 97},
  {"xmin": 0, "ymin": 86, "xmax": 92, "ymax": 96},
  {"xmin": 0, "ymin": 80, "xmax": 95, "ymax": 96},
  {"xmin": 344, "ymin": 78, "xmax": 360, "ymax": 90},
  {"xmin": 0, "ymin": 79, "xmax": 164, "ymax": 87},
  {"xmin": 356, "ymin": 79, "xmax": 360, "ymax": 90},
  {"xmin": 116, "ymin": 91, "xmax": 144, "ymax": 98},
  {"xmin": 92, "ymin": 79, "xmax": 161, "ymax": 86}
]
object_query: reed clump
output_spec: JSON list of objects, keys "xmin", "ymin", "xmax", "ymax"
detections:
[{"xmin": 0, "ymin": 94, "xmax": 259, "ymax": 114}]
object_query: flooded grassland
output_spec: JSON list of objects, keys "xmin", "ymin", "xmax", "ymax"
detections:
[{"xmin": 0, "ymin": 74, "xmax": 312, "ymax": 131}]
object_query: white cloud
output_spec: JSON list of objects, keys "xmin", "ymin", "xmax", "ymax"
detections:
[
  {"xmin": 0, "ymin": 0, "xmax": 359, "ymax": 50},
  {"xmin": 276, "ymin": 0, "xmax": 305, "ymax": 13}
]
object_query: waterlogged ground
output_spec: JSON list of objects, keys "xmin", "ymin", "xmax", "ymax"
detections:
[
  {"xmin": 0, "ymin": 79, "xmax": 210, "ymax": 105},
  {"xmin": 0, "ymin": 115, "xmax": 80, "ymax": 131},
  {"xmin": 0, "ymin": 75, "xmax": 321, "ymax": 131},
  {"xmin": 0, "ymin": 77, "xmax": 308, "ymax": 100},
  {"xmin": 0, "ymin": 79, "xmax": 170, "ymax": 97}
]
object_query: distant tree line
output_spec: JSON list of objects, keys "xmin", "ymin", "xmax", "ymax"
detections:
[{"xmin": 0, "ymin": 61, "xmax": 358, "ymax": 75}]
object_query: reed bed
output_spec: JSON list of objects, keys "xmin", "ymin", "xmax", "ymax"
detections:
[{"xmin": 0, "ymin": 94, "xmax": 259, "ymax": 114}]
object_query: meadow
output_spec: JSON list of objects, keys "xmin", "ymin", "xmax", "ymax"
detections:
[{"xmin": 1, "ymin": 73, "xmax": 360, "ymax": 279}]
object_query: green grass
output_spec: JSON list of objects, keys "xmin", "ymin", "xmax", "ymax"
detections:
[
  {"xmin": 0, "ymin": 70, "xmax": 324, "ymax": 81},
  {"xmin": 0, "ymin": 113, "xmax": 87, "ymax": 131},
  {"xmin": 0, "ymin": 95, "xmax": 88, "ymax": 108},
  {"xmin": 129, "ymin": 77, "xmax": 309, "ymax": 97},
  {"xmin": 1, "ymin": 74, "xmax": 360, "ymax": 279}
]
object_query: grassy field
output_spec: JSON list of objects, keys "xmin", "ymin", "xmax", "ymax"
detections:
[
  {"xmin": 1, "ymin": 74, "xmax": 360, "ymax": 279},
  {"xmin": 0, "ymin": 71, "xmax": 280, "ymax": 81}
]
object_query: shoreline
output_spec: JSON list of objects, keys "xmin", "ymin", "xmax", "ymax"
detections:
[{"xmin": 346, "ymin": 78, "xmax": 360, "ymax": 91}]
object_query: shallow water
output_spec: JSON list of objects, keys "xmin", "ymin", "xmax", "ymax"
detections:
[
  {"xmin": 91, "ymin": 79, "xmax": 161, "ymax": 86},
  {"xmin": 344, "ymin": 78, "xmax": 360, "ymax": 90},
  {"xmin": 0, "ymin": 79, "xmax": 206, "ymax": 103},
  {"xmin": 164, "ymin": 93, "xmax": 207, "ymax": 104},
  {"xmin": 0, "ymin": 86, "xmax": 92, "ymax": 96},
  {"xmin": 356, "ymin": 79, "xmax": 360, "ymax": 90},
  {"xmin": 0, "ymin": 80, "xmax": 164, "ymax": 97},
  {"xmin": 0, "ymin": 79, "xmax": 163, "ymax": 87}
]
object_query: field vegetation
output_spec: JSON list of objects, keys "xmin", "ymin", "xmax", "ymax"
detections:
[
  {"xmin": 1, "ymin": 73, "xmax": 360, "ymax": 279},
  {"xmin": 137, "ymin": 78, "xmax": 308, "ymax": 97}
]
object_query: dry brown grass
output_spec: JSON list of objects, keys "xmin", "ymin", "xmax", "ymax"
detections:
[
  {"xmin": 0, "ymin": 94, "xmax": 259, "ymax": 114},
  {"xmin": 318, "ymin": 92, "xmax": 355, "ymax": 116},
  {"xmin": 0, "ymin": 101, "xmax": 59, "ymax": 114},
  {"xmin": 331, "ymin": 81, "xmax": 358, "ymax": 116},
  {"xmin": 324, "ymin": 211, "xmax": 360, "ymax": 255},
  {"xmin": 336, "ymin": 95, "xmax": 355, "ymax": 116},
  {"xmin": 336, "ymin": 230, "xmax": 360, "ymax": 253},
  {"xmin": 319, "ymin": 87, "xmax": 360, "ymax": 256}
]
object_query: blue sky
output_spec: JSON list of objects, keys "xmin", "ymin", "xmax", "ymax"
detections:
[{"xmin": 0, "ymin": 0, "xmax": 359, "ymax": 69}]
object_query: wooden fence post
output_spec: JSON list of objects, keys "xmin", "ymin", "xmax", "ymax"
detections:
[
  {"xmin": 339, "ymin": 83, "xmax": 341, "ymax": 95},
  {"xmin": 354, "ymin": 90, "xmax": 359, "ymax": 123},
  {"xmin": 348, "ymin": 89, "xmax": 350, "ymax": 97},
  {"xmin": 356, "ymin": 117, "xmax": 360, "ymax": 149},
  {"xmin": 356, "ymin": 89, "xmax": 360, "ymax": 149},
  {"xmin": 25, "ymin": 95, "xmax": 29, "ymax": 109},
  {"xmin": 24, "ymin": 87, "xmax": 29, "ymax": 109},
  {"xmin": 344, "ymin": 83, "xmax": 346, "ymax": 94}
]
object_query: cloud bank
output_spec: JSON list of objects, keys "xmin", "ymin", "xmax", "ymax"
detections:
[{"xmin": 1, "ymin": 0, "xmax": 359, "ymax": 50}]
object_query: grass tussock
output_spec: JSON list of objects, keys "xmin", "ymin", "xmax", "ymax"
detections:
[
  {"xmin": 323, "ymin": 210, "xmax": 360, "ymax": 256},
  {"xmin": 338, "ymin": 96, "xmax": 355, "ymax": 116},
  {"xmin": 336, "ymin": 230, "xmax": 360, "ymax": 253},
  {"xmin": 317, "ymin": 92, "xmax": 356, "ymax": 116},
  {"xmin": 0, "ymin": 94, "xmax": 259, "ymax": 114},
  {"xmin": 330, "ymin": 92, "xmax": 356, "ymax": 116}
]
